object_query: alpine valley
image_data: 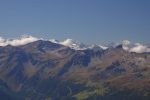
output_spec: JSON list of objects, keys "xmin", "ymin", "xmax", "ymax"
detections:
[{"xmin": 0, "ymin": 35, "xmax": 150, "ymax": 100}]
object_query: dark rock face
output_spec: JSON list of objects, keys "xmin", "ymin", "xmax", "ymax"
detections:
[
  {"xmin": 105, "ymin": 61, "xmax": 126, "ymax": 74},
  {"xmin": 0, "ymin": 41, "xmax": 149, "ymax": 100}
]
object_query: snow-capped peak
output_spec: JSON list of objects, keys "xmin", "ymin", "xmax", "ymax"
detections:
[
  {"xmin": 122, "ymin": 40, "xmax": 131, "ymax": 46},
  {"xmin": 60, "ymin": 39, "xmax": 77, "ymax": 46},
  {"xmin": 59, "ymin": 39, "xmax": 88, "ymax": 50},
  {"xmin": 86, "ymin": 44, "xmax": 104, "ymax": 52},
  {"xmin": 49, "ymin": 39, "xmax": 59, "ymax": 44},
  {"xmin": 59, "ymin": 39, "xmax": 108, "ymax": 50},
  {"xmin": 98, "ymin": 45, "xmax": 108, "ymax": 50},
  {"xmin": 0, "ymin": 35, "xmax": 149, "ymax": 53}
]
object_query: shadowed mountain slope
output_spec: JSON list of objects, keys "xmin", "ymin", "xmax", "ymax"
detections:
[{"xmin": 0, "ymin": 40, "xmax": 149, "ymax": 100}]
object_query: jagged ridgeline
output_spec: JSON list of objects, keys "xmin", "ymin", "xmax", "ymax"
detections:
[{"xmin": 0, "ymin": 39, "xmax": 150, "ymax": 100}]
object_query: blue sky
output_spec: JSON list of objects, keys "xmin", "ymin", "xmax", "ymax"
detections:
[{"xmin": 0, "ymin": 0, "xmax": 150, "ymax": 44}]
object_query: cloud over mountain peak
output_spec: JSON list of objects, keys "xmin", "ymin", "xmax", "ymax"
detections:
[
  {"xmin": 0, "ymin": 35, "xmax": 39, "ymax": 46},
  {"xmin": 0, "ymin": 35, "xmax": 149, "ymax": 53}
]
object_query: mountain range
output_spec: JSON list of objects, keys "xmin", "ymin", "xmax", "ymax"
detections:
[{"xmin": 0, "ymin": 35, "xmax": 149, "ymax": 100}]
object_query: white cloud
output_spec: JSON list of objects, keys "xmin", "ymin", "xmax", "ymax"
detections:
[
  {"xmin": 59, "ymin": 39, "xmax": 108, "ymax": 50},
  {"xmin": 122, "ymin": 40, "xmax": 131, "ymax": 45},
  {"xmin": 49, "ymin": 39, "xmax": 59, "ymax": 44},
  {"xmin": 129, "ymin": 43, "xmax": 150, "ymax": 53},
  {"xmin": 59, "ymin": 39, "xmax": 87, "ymax": 50},
  {"xmin": 122, "ymin": 40, "xmax": 150, "ymax": 53},
  {"xmin": 60, "ymin": 39, "xmax": 78, "ymax": 46},
  {"xmin": 0, "ymin": 35, "xmax": 39, "ymax": 46},
  {"xmin": 0, "ymin": 35, "xmax": 149, "ymax": 53}
]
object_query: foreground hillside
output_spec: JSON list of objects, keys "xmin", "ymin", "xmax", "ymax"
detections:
[{"xmin": 0, "ymin": 40, "xmax": 150, "ymax": 100}]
